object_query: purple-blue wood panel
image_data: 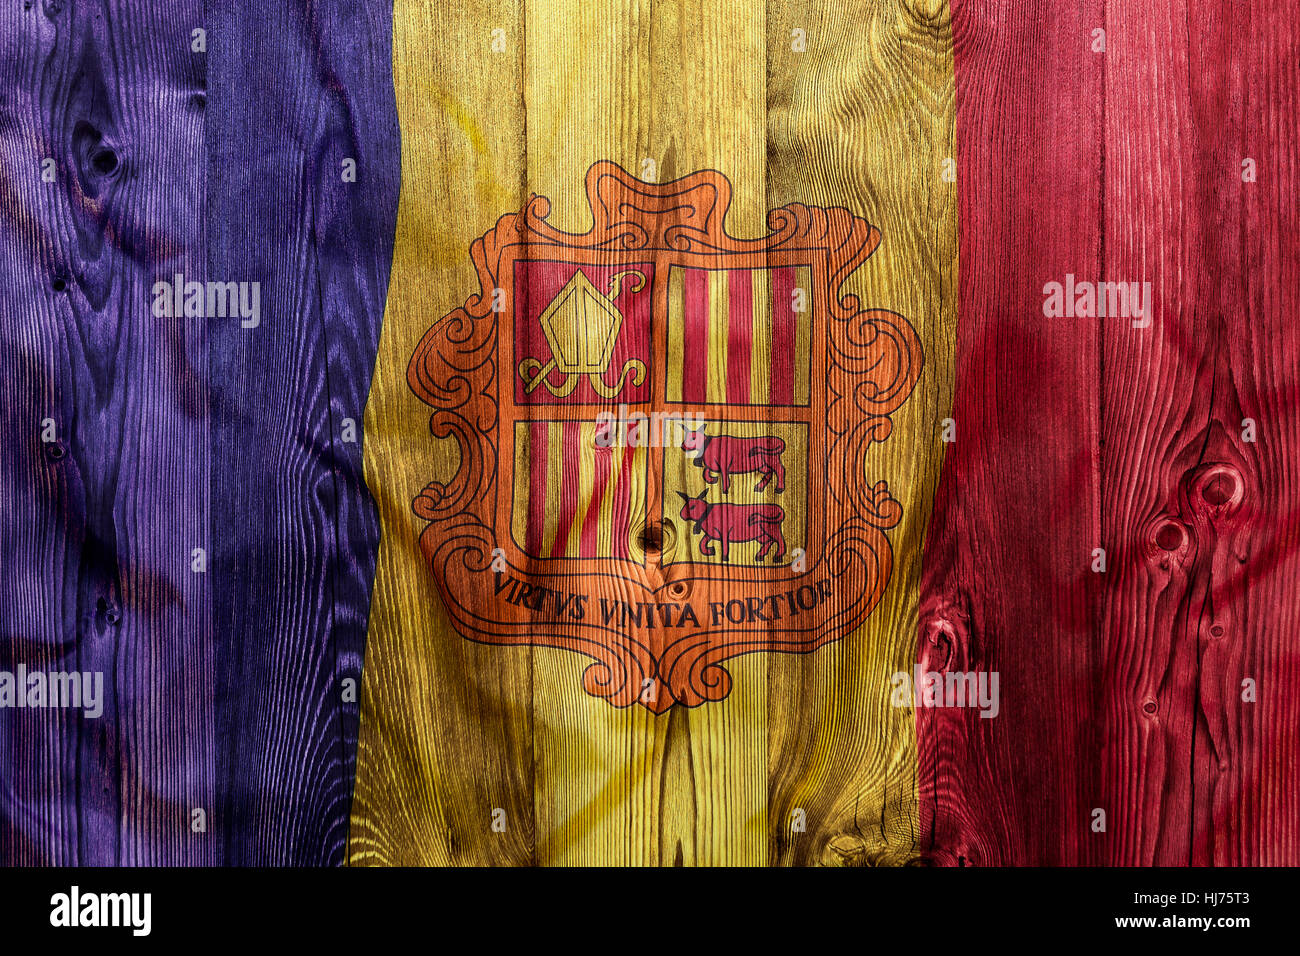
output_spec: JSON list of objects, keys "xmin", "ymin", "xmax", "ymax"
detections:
[{"xmin": 0, "ymin": 1, "xmax": 399, "ymax": 864}]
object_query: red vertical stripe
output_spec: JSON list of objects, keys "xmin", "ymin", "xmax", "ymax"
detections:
[
  {"xmin": 549, "ymin": 421, "xmax": 582, "ymax": 558},
  {"xmin": 918, "ymin": 0, "xmax": 1104, "ymax": 865},
  {"xmin": 682, "ymin": 268, "xmax": 709, "ymax": 402},
  {"xmin": 770, "ymin": 267, "xmax": 796, "ymax": 405},
  {"xmin": 727, "ymin": 270, "xmax": 753, "ymax": 404},
  {"xmin": 526, "ymin": 421, "xmax": 548, "ymax": 556}
]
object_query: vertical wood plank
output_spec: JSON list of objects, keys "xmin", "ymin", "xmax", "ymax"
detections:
[
  {"xmin": 207, "ymin": 0, "xmax": 400, "ymax": 865},
  {"xmin": 1101, "ymin": 0, "xmax": 1300, "ymax": 866},
  {"xmin": 1100, "ymin": 0, "xmax": 1208, "ymax": 868},
  {"xmin": 1235, "ymin": 1, "xmax": 1300, "ymax": 865},
  {"xmin": 0, "ymin": 0, "xmax": 212, "ymax": 865},
  {"xmin": 524, "ymin": 0, "xmax": 769, "ymax": 867},
  {"xmin": 350, "ymin": 0, "xmax": 533, "ymax": 866},
  {"xmin": 918, "ymin": 0, "xmax": 1105, "ymax": 865},
  {"xmin": 764, "ymin": 0, "xmax": 957, "ymax": 866}
]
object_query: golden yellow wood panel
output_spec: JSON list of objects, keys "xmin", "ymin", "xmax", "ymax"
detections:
[
  {"xmin": 350, "ymin": 0, "xmax": 530, "ymax": 866},
  {"xmin": 350, "ymin": 0, "xmax": 957, "ymax": 866},
  {"xmin": 523, "ymin": 0, "xmax": 768, "ymax": 867}
]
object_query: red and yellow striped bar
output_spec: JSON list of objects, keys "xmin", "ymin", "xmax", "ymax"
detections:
[
  {"xmin": 513, "ymin": 421, "xmax": 646, "ymax": 560},
  {"xmin": 666, "ymin": 265, "xmax": 812, "ymax": 406}
]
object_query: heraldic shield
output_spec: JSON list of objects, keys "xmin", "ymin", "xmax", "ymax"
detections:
[{"xmin": 407, "ymin": 161, "xmax": 922, "ymax": 711}]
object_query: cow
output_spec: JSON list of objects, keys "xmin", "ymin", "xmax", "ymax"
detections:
[
  {"xmin": 681, "ymin": 425, "xmax": 785, "ymax": 494},
  {"xmin": 677, "ymin": 490, "xmax": 786, "ymax": 563}
]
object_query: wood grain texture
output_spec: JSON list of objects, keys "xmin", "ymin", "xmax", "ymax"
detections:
[
  {"xmin": 1099, "ymin": 0, "xmax": 1300, "ymax": 866},
  {"xmin": 920, "ymin": 0, "xmax": 1300, "ymax": 866},
  {"xmin": 349, "ymin": 0, "xmax": 535, "ymax": 866},
  {"xmin": 351, "ymin": 0, "xmax": 955, "ymax": 866},
  {"xmin": 206, "ymin": 0, "xmax": 400, "ymax": 865},
  {"xmin": 523, "ymin": 0, "xmax": 770, "ymax": 867},
  {"xmin": 0, "ymin": 0, "xmax": 399, "ymax": 864},
  {"xmin": 765, "ymin": 0, "xmax": 956, "ymax": 867},
  {"xmin": 0, "ymin": 0, "xmax": 213, "ymax": 866},
  {"xmin": 918, "ymin": 0, "xmax": 1106, "ymax": 867},
  {"xmin": 6, "ymin": 0, "xmax": 1293, "ymax": 869}
]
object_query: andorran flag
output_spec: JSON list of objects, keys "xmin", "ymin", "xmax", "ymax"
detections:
[{"xmin": 0, "ymin": 0, "xmax": 1295, "ymax": 886}]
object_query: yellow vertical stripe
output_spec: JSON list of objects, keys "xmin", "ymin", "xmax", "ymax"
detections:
[
  {"xmin": 706, "ymin": 269, "xmax": 730, "ymax": 403},
  {"xmin": 538, "ymin": 422, "xmax": 563, "ymax": 556},
  {"xmin": 597, "ymin": 437, "xmax": 625, "ymax": 558},
  {"xmin": 522, "ymin": 0, "xmax": 769, "ymax": 868},
  {"xmin": 667, "ymin": 268, "xmax": 685, "ymax": 402},
  {"xmin": 512, "ymin": 423, "xmax": 529, "ymax": 549},
  {"xmin": 355, "ymin": 0, "xmax": 957, "ymax": 871},
  {"xmin": 750, "ymin": 269, "xmax": 772, "ymax": 405},
  {"xmin": 793, "ymin": 266, "xmax": 812, "ymax": 405},
  {"xmin": 566, "ymin": 424, "xmax": 595, "ymax": 556}
]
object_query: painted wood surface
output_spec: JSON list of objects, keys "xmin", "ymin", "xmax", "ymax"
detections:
[
  {"xmin": 764, "ymin": 0, "xmax": 956, "ymax": 866},
  {"xmin": 206, "ymin": 0, "xmax": 401, "ymax": 866},
  {"xmin": 0, "ymin": 1, "xmax": 399, "ymax": 864},
  {"xmin": 350, "ymin": 0, "xmax": 956, "ymax": 866},
  {"xmin": 1098, "ymin": 0, "xmax": 1300, "ymax": 866},
  {"xmin": 348, "ymin": 0, "xmax": 534, "ymax": 868},
  {"xmin": 2, "ymin": 0, "xmax": 1296, "ymax": 869},
  {"xmin": 917, "ymin": 0, "xmax": 1105, "ymax": 867},
  {"xmin": 0, "ymin": 0, "xmax": 214, "ymax": 866},
  {"xmin": 919, "ymin": 0, "xmax": 1300, "ymax": 866}
]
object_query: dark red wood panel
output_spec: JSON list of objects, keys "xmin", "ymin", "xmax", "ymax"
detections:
[
  {"xmin": 1101, "ymin": 0, "xmax": 1300, "ymax": 867},
  {"xmin": 922, "ymin": 0, "xmax": 1300, "ymax": 866},
  {"xmin": 918, "ymin": 0, "xmax": 1104, "ymax": 867}
]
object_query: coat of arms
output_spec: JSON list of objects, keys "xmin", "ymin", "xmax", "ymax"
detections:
[{"xmin": 408, "ymin": 162, "xmax": 922, "ymax": 710}]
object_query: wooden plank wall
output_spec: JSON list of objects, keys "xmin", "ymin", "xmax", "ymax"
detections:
[
  {"xmin": 2, "ymin": 0, "xmax": 1296, "ymax": 868},
  {"xmin": 919, "ymin": 0, "xmax": 1300, "ymax": 866},
  {"xmin": 0, "ymin": 1, "xmax": 399, "ymax": 863}
]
